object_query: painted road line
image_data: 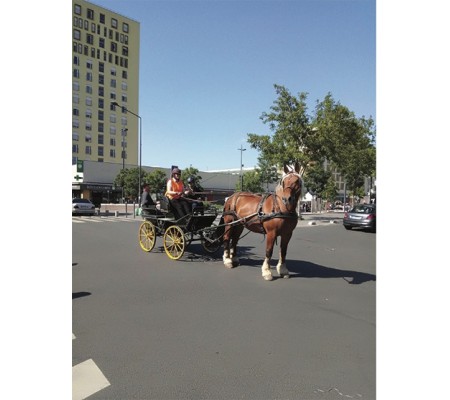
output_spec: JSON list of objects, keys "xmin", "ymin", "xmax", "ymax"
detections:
[{"xmin": 72, "ymin": 358, "xmax": 110, "ymax": 400}]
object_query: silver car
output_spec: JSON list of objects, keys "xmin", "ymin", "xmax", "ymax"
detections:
[
  {"xmin": 343, "ymin": 204, "xmax": 376, "ymax": 232},
  {"xmin": 72, "ymin": 198, "xmax": 96, "ymax": 216}
]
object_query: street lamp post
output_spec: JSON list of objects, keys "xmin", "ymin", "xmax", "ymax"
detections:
[
  {"xmin": 121, "ymin": 128, "xmax": 128, "ymax": 203},
  {"xmin": 237, "ymin": 145, "xmax": 246, "ymax": 191},
  {"xmin": 112, "ymin": 102, "xmax": 142, "ymax": 203}
]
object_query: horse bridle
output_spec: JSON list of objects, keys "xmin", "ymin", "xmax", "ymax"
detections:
[{"xmin": 280, "ymin": 172, "xmax": 302, "ymax": 209}]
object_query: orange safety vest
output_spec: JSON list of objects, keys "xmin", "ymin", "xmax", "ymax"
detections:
[{"xmin": 165, "ymin": 178, "xmax": 184, "ymax": 199}]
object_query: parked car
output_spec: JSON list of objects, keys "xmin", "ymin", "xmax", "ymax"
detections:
[
  {"xmin": 72, "ymin": 198, "xmax": 96, "ymax": 216},
  {"xmin": 343, "ymin": 204, "xmax": 376, "ymax": 232}
]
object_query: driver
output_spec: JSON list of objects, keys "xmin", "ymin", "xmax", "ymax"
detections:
[{"xmin": 165, "ymin": 167, "xmax": 191, "ymax": 218}]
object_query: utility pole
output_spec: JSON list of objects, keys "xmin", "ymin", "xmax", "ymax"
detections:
[{"xmin": 238, "ymin": 144, "xmax": 246, "ymax": 191}]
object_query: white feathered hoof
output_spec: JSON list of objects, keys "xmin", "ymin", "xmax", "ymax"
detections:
[
  {"xmin": 262, "ymin": 271, "xmax": 273, "ymax": 281},
  {"xmin": 223, "ymin": 256, "xmax": 234, "ymax": 269},
  {"xmin": 277, "ymin": 263, "xmax": 290, "ymax": 279}
]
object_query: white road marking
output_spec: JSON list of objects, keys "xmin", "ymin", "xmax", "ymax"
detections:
[{"xmin": 72, "ymin": 358, "xmax": 110, "ymax": 400}]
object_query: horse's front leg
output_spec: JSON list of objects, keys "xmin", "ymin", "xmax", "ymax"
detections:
[
  {"xmin": 276, "ymin": 232, "xmax": 293, "ymax": 278},
  {"xmin": 262, "ymin": 232, "xmax": 277, "ymax": 281},
  {"xmin": 222, "ymin": 223, "xmax": 234, "ymax": 269}
]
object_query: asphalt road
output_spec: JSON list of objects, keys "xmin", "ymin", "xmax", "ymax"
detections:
[{"xmin": 73, "ymin": 215, "xmax": 375, "ymax": 400}]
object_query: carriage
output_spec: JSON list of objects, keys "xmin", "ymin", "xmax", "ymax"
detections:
[
  {"xmin": 138, "ymin": 196, "xmax": 225, "ymax": 260},
  {"xmin": 138, "ymin": 163, "xmax": 303, "ymax": 281}
]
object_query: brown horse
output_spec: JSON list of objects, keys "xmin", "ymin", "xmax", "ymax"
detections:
[{"xmin": 221, "ymin": 162, "xmax": 303, "ymax": 281}]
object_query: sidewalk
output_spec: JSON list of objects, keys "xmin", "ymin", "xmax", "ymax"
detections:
[{"xmin": 297, "ymin": 211, "xmax": 344, "ymax": 227}]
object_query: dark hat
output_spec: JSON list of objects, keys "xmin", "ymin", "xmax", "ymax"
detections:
[{"xmin": 171, "ymin": 167, "xmax": 181, "ymax": 175}]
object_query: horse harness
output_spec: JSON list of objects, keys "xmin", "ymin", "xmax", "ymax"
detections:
[{"xmin": 223, "ymin": 192, "xmax": 298, "ymax": 234}]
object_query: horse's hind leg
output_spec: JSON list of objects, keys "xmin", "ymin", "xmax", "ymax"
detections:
[
  {"xmin": 276, "ymin": 232, "xmax": 293, "ymax": 278},
  {"xmin": 230, "ymin": 225, "xmax": 243, "ymax": 267}
]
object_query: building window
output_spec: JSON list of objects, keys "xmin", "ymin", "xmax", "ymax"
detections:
[
  {"xmin": 99, "ymin": 74, "xmax": 104, "ymax": 84},
  {"xmin": 98, "ymin": 135, "xmax": 104, "ymax": 145},
  {"xmin": 72, "ymin": 81, "xmax": 80, "ymax": 91},
  {"xmin": 86, "ymin": 72, "xmax": 92, "ymax": 81},
  {"xmin": 110, "ymin": 114, "xmax": 117, "ymax": 123},
  {"xmin": 121, "ymin": 116, "xmax": 128, "ymax": 126},
  {"xmin": 73, "ymin": 56, "xmax": 80, "ymax": 65},
  {"xmin": 98, "ymin": 99, "xmax": 104, "ymax": 109},
  {"xmin": 98, "ymin": 110, "xmax": 104, "ymax": 120},
  {"xmin": 98, "ymin": 122, "xmax": 104, "ymax": 132},
  {"xmin": 99, "ymin": 62, "xmax": 104, "ymax": 72},
  {"xmin": 111, "ymin": 18, "xmax": 118, "ymax": 28},
  {"xmin": 86, "ymin": 84, "xmax": 92, "ymax": 94},
  {"xmin": 110, "ymin": 79, "xmax": 116, "ymax": 88},
  {"xmin": 73, "ymin": 144, "xmax": 79, "ymax": 153},
  {"xmin": 73, "ymin": 94, "xmax": 79, "ymax": 104},
  {"xmin": 86, "ymin": 60, "xmax": 93, "ymax": 69},
  {"xmin": 91, "ymin": 22, "xmax": 96, "ymax": 33},
  {"xmin": 99, "ymin": 38, "xmax": 105, "ymax": 48},
  {"xmin": 98, "ymin": 86, "xmax": 104, "ymax": 97},
  {"xmin": 73, "ymin": 108, "xmax": 79, "ymax": 116},
  {"xmin": 86, "ymin": 33, "xmax": 94, "ymax": 45},
  {"xmin": 122, "ymin": 70, "xmax": 127, "ymax": 79},
  {"xmin": 110, "ymin": 138, "xmax": 116, "ymax": 146},
  {"xmin": 73, "ymin": 69, "xmax": 79, "ymax": 78},
  {"xmin": 121, "ymin": 81, "xmax": 127, "ymax": 91},
  {"xmin": 86, "ymin": 146, "xmax": 92, "ymax": 155},
  {"xmin": 121, "ymin": 94, "xmax": 127, "ymax": 102},
  {"xmin": 87, "ymin": 8, "xmax": 94, "ymax": 20},
  {"xmin": 72, "ymin": 119, "xmax": 79, "ymax": 128},
  {"xmin": 111, "ymin": 67, "xmax": 116, "ymax": 76},
  {"xmin": 110, "ymin": 149, "xmax": 116, "ymax": 158},
  {"xmin": 98, "ymin": 147, "xmax": 104, "ymax": 157},
  {"xmin": 85, "ymin": 121, "xmax": 92, "ymax": 131},
  {"xmin": 85, "ymin": 109, "xmax": 92, "ymax": 118},
  {"xmin": 110, "ymin": 92, "xmax": 116, "ymax": 100},
  {"xmin": 72, "ymin": 132, "xmax": 79, "ymax": 141},
  {"xmin": 111, "ymin": 42, "xmax": 117, "ymax": 53},
  {"xmin": 123, "ymin": 22, "xmax": 129, "ymax": 33},
  {"xmin": 85, "ymin": 134, "xmax": 92, "ymax": 143},
  {"xmin": 84, "ymin": 20, "xmax": 89, "ymax": 30},
  {"xmin": 73, "ymin": 29, "xmax": 81, "ymax": 40},
  {"xmin": 110, "ymin": 126, "xmax": 117, "ymax": 135},
  {"xmin": 86, "ymin": 97, "xmax": 92, "ymax": 106},
  {"xmin": 100, "ymin": 13, "xmax": 105, "ymax": 23},
  {"xmin": 90, "ymin": 47, "xmax": 95, "ymax": 57},
  {"xmin": 122, "ymin": 46, "xmax": 128, "ymax": 57},
  {"xmin": 74, "ymin": 4, "xmax": 81, "ymax": 15},
  {"xmin": 124, "ymin": 35, "xmax": 128, "ymax": 45}
]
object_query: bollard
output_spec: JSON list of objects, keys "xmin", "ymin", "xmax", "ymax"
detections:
[{"xmin": 114, "ymin": 210, "xmax": 119, "ymax": 217}]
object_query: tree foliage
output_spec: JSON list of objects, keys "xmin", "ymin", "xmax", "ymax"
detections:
[
  {"xmin": 247, "ymin": 84, "xmax": 376, "ymax": 199},
  {"xmin": 236, "ymin": 170, "xmax": 265, "ymax": 193}
]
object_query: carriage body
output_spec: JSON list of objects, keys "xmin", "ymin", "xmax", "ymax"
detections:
[{"xmin": 138, "ymin": 200, "xmax": 224, "ymax": 260}]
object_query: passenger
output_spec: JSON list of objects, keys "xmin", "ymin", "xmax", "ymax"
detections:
[
  {"xmin": 140, "ymin": 183, "xmax": 159, "ymax": 217},
  {"xmin": 140, "ymin": 183, "xmax": 155, "ymax": 208},
  {"xmin": 165, "ymin": 167, "xmax": 191, "ymax": 218},
  {"xmin": 185, "ymin": 176, "xmax": 204, "ymax": 215}
]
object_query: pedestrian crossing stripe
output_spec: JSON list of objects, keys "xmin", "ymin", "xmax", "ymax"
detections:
[{"xmin": 72, "ymin": 358, "xmax": 110, "ymax": 400}]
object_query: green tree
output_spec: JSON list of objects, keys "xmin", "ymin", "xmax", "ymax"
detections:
[
  {"xmin": 302, "ymin": 163, "xmax": 331, "ymax": 199},
  {"xmin": 247, "ymin": 85, "xmax": 376, "ymax": 195},
  {"xmin": 256, "ymin": 156, "xmax": 280, "ymax": 190},
  {"xmin": 113, "ymin": 167, "xmax": 145, "ymax": 201},
  {"xmin": 247, "ymin": 84, "xmax": 316, "ymax": 171},
  {"xmin": 144, "ymin": 169, "xmax": 168, "ymax": 195},
  {"xmin": 236, "ymin": 170, "xmax": 264, "ymax": 193},
  {"xmin": 181, "ymin": 166, "xmax": 204, "ymax": 191}
]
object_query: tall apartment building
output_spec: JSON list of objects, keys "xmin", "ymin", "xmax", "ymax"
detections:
[{"xmin": 72, "ymin": 0, "xmax": 140, "ymax": 167}]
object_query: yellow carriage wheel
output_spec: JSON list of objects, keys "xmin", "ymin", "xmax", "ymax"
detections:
[
  {"xmin": 163, "ymin": 225, "xmax": 185, "ymax": 260},
  {"xmin": 138, "ymin": 221, "xmax": 156, "ymax": 252}
]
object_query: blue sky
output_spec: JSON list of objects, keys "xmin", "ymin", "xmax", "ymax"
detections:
[{"xmin": 91, "ymin": 0, "xmax": 376, "ymax": 172}]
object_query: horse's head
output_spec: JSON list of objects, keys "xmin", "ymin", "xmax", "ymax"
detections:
[{"xmin": 277, "ymin": 162, "xmax": 303, "ymax": 211}]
